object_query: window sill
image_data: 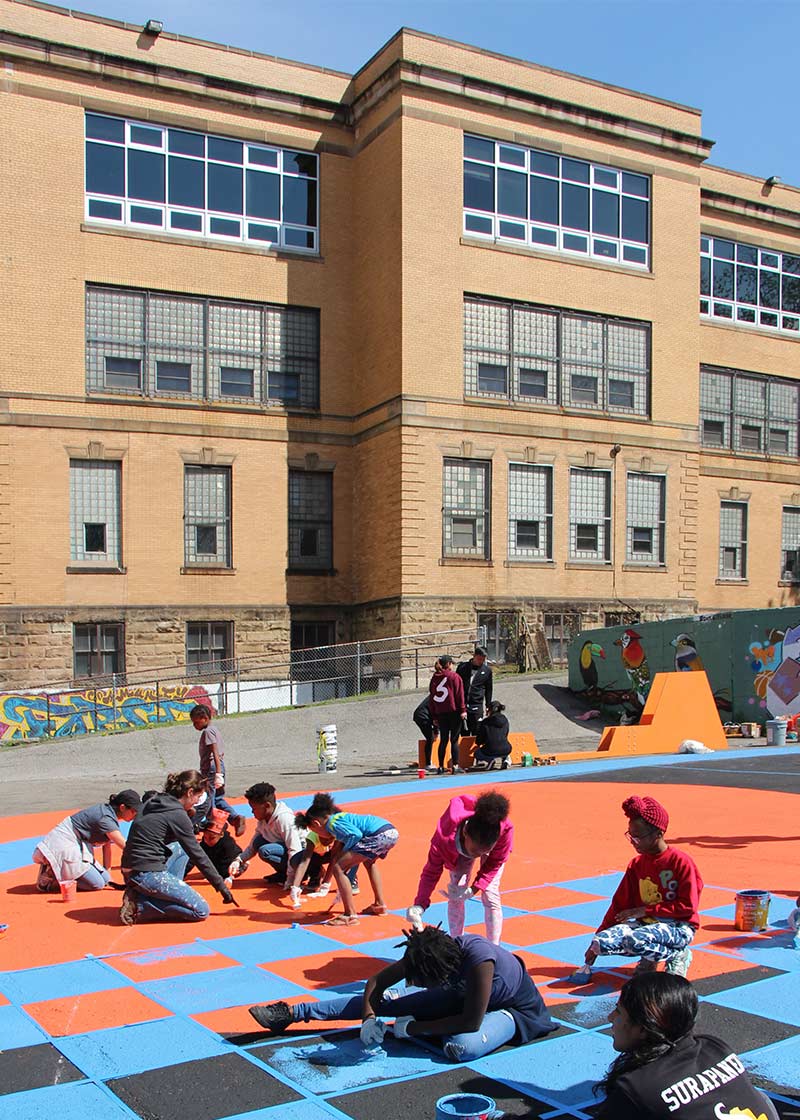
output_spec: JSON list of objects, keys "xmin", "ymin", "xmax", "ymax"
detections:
[
  {"xmin": 463, "ymin": 393, "xmax": 651, "ymax": 425},
  {"xmin": 504, "ymin": 560, "xmax": 555, "ymax": 568},
  {"xmin": 180, "ymin": 566, "xmax": 237, "ymax": 575},
  {"xmin": 622, "ymin": 563, "xmax": 667, "ymax": 572},
  {"xmin": 66, "ymin": 565, "xmax": 127, "ymax": 575},
  {"xmin": 460, "ymin": 235, "xmax": 654, "ymax": 279},
  {"xmin": 778, "ymin": 579, "xmax": 800, "ymax": 587},
  {"xmin": 700, "ymin": 314, "xmax": 799, "ymax": 345},
  {"xmin": 286, "ymin": 568, "xmax": 338, "ymax": 576},
  {"xmin": 85, "ymin": 390, "xmax": 319, "ymax": 415},
  {"xmin": 439, "ymin": 557, "xmax": 493, "ymax": 567},
  {"xmin": 82, "ymin": 222, "xmax": 324, "ymax": 263},
  {"xmin": 715, "ymin": 578, "xmax": 749, "ymax": 585},
  {"xmin": 564, "ymin": 561, "xmax": 612, "ymax": 570}
]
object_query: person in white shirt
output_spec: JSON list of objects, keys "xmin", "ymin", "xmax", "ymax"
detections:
[{"xmin": 229, "ymin": 782, "xmax": 303, "ymax": 885}]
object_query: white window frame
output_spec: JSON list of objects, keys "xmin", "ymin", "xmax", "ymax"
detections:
[{"xmin": 701, "ymin": 235, "xmax": 800, "ymax": 338}]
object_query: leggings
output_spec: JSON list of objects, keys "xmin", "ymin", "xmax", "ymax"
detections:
[
  {"xmin": 436, "ymin": 711, "xmax": 462, "ymax": 768},
  {"xmin": 447, "ymin": 858, "xmax": 504, "ymax": 944},
  {"xmin": 591, "ymin": 919, "xmax": 695, "ymax": 962},
  {"xmin": 290, "ymin": 986, "xmax": 516, "ymax": 1063}
]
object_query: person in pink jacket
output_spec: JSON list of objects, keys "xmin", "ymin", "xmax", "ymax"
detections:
[
  {"xmin": 407, "ymin": 792, "xmax": 513, "ymax": 944},
  {"xmin": 428, "ymin": 655, "xmax": 467, "ymax": 773}
]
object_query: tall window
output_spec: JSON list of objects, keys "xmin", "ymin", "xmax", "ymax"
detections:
[
  {"xmin": 700, "ymin": 366, "xmax": 799, "ymax": 457},
  {"xmin": 85, "ymin": 112, "xmax": 318, "ymax": 252},
  {"xmin": 464, "ymin": 296, "xmax": 650, "ymax": 417},
  {"xmin": 86, "ymin": 286, "xmax": 319, "ymax": 408},
  {"xmin": 569, "ymin": 468, "xmax": 611, "ymax": 562},
  {"xmin": 186, "ymin": 622, "xmax": 233, "ymax": 673},
  {"xmin": 781, "ymin": 507, "xmax": 800, "ymax": 582},
  {"xmin": 463, "ymin": 134, "xmax": 650, "ymax": 268},
  {"xmin": 69, "ymin": 460, "xmax": 121, "ymax": 567},
  {"xmin": 719, "ymin": 501, "xmax": 748, "ymax": 580},
  {"xmin": 508, "ymin": 464, "xmax": 553, "ymax": 561},
  {"xmin": 701, "ymin": 236, "xmax": 800, "ymax": 336},
  {"xmin": 73, "ymin": 622, "xmax": 124, "ymax": 680},
  {"xmin": 442, "ymin": 459, "xmax": 491, "ymax": 559},
  {"xmin": 626, "ymin": 473, "xmax": 666, "ymax": 565},
  {"xmin": 288, "ymin": 471, "xmax": 333, "ymax": 570},
  {"xmin": 184, "ymin": 466, "xmax": 231, "ymax": 567}
]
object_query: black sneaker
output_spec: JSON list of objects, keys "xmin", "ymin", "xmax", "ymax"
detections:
[
  {"xmin": 249, "ymin": 1000, "xmax": 293, "ymax": 1033},
  {"xmin": 119, "ymin": 888, "xmax": 138, "ymax": 926}
]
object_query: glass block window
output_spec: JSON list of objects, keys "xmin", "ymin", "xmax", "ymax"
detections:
[
  {"xmin": 464, "ymin": 134, "xmax": 650, "ymax": 268},
  {"xmin": 69, "ymin": 460, "xmax": 121, "ymax": 566},
  {"xmin": 73, "ymin": 622, "xmax": 124, "ymax": 680},
  {"xmin": 288, "ymin": 471, "xmax": 333, "ymax": 570},
  {"xmin": 464, "ymin": 296, "xmax": 649, "ymax": 417},
  {"xmin": 781, "ymin": 507, "xmax": 800, "ymax": 582},
  {"xmin": 700, "ymin": 366, "xmax": 799, "ymax": 457},
  {"xmin": 85, "ymin": 112, "xmax": 318, "ymax": 252},
  {"xmin": 86, "ymin": 286, "xmax": 319, "ymax": 407},
  {"xmin": 508, "ymin": 463, "xmax": 552, "ymax": 560},
  {"xmin": 443, "ymin": 459, "xmax": 491, "ymax": 559},
  {"xmin": 626, "ymin": 473, "xmax": 665, "ymax": 564},
  {"xmin": 700, "ymin": 235, "xmax": 800, "ymax": 335},
  {"xmin": 186, "ymin": 621, "xmax": 234, "ymax": 673},
  {"xmin": 569, "ymin": 468, "xmax": 611, "ymax": 562},
  {"xmin": 184, "ymin": 466, "xmax": 231, "ymax": 567},
  {"xmin": 719, "ymin": 501, "xmax": 747, "ymax": 580}
]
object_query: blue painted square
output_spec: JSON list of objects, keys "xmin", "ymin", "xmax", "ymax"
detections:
[
  {"xmin": 0, "ymin": 958, "xmax": 129, "ymax": 1005},
  {"xmin": 741, "ymin": 1034, "xmax": 800, "ymax": 1092},
  {"xmin": 400, "ymin": 898, "xmax": 529, "ymax": 933},
  {"xmin": 0, "ymin": 1004, "xmax": 48, "ymax": 1050},
  {"xmin": 705, "ymin": 972, "xmax": 800, "ymax": 1025},
  {"xmin": 351, "ymin": 936, "xmax": 406, "ymax": 962},
  {"xmin": 139, "ymin": 965, "xmax": 309, "ymax": 1014},
  {"xmin": 263, "ymin": 1034, "xmax": 450, "ymax": 1094},
  {"xmin": 529, "ymin": 933, "xmax": 633, "ymax": 970},
  {"xmin": 223, "ymin": 1102, "xmax": 345, "ymax": 1119},
  {"xmin": 54, "ymin": 1014, "xmax": 230, "ymax": 1079},
  {"xmin": 537, "ymin": 900, "xmax": 610, "ymax": 928},
  {"xmin": 203, "ymin": 927, "xmax": 336, "ymax": 966},
  {"xmin": 701, "ymin": 898, "xmax": 795, "ymax": 926},
  {"xmin": 0, "ymin": 1081, "xmax": 132, "ymax": 1120},
  {"xmin": 555, "ymin": 874, "xmax": 620, "ymax": 898},
  {"xmin": 0, "ymin": 837, "xmax": 42, "ymax": 874},
  {"xmin": 468, "ymin": 1030, "xmax": 615, "ymax": 1107},
  {"xmin": 701, "ymin": 934, "xmax": 800, "ymax": 973}
]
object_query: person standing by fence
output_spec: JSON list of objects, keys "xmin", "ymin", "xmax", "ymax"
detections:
[
  {"xmin": 429, "ymin": 656, "xmax": 466, "ymax": 774},
  {"xmin": 456, "ymin": 646, "xmax": 493, "ymax": 737}
]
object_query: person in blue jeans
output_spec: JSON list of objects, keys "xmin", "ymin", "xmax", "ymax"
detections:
[{"xmin": 249, "ymin": 925, "xmax": 555, "ymax": 1062}]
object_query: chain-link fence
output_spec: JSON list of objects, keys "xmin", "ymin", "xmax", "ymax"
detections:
[{"xmin": 0, "ymin": 626, "xmax": 485, "ymax": 742}]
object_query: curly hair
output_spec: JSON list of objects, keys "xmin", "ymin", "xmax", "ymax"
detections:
[
  {"xmin": 397, "ymin": 926, "xmax": 463, "ymax": 988},
  {"xmin": 464, "ymin": 790, "xmax": 510, "ymax": 848},
  {"xmin": 306, "ymin": 792, "xmax": 341, "ymax": 821}
]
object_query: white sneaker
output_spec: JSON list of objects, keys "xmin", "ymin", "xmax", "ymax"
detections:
[{"xmin": 665, "ymin": 947, "xmax": 693, "ymax": 978}]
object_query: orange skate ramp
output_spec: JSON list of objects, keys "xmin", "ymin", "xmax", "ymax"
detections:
[{"xmin": 595, "ymin": 671, "xmax": 727, "ymax": 756}]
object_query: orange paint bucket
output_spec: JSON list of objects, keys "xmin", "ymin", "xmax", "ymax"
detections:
[{"xmin": 734, "ymin": 889, "xmax": 770, "ymax": 931}]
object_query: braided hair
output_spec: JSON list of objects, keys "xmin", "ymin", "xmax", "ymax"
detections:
[
  {"xmin": 464, "ymin": 791, "xmax": 510, "ymax": 849},
  {"xmin": 597, "ymin": 973, "xmax": 697, "ymax": 1098},
  {"xmin": 398, "ymin": 926, "xmax": 464, "ymax": 988}
]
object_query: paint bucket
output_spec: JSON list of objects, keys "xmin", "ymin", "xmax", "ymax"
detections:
[
  {"xmin": 435, "ymin": 1093, "xmax": 499, "ymax": 1120},
  {"xmin": 734, "ymin": 889, "xmax": 770, "ymax": 932},
  {"xmin": 317, "ymin": 724, "xmax": 338, "ymax": 773},
  {"xmin": 521, "ymin": 752, "xmax": 533, "ymax": 767},
  {"xmin": 59, "ymin": 879, "xmax": 77, "ymax": 903},
  {"xmin": 765, "ymin": 719, "xmax": 788, "ymax": 747}
]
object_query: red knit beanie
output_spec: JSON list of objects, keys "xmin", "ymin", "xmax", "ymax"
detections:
[{"xmin": 622, "ymin": 795, "xmax": 668, "ymax": 833}]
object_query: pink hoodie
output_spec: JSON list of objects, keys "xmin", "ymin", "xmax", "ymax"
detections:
[{"xmin": 414, "ymin": 793, "xmax": 514, "ymax": 909}]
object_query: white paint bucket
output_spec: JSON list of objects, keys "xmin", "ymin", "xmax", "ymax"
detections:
[
  {"xmin": 317, "ymin": 724, "xmax": 338, "ymax": 772},
  {"xmin": 435, "ymin": 1094, "xmax": 498, "ymax": 1119}
]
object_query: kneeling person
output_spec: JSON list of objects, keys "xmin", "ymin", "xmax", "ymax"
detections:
[{"xmin": 249, "ymin": 925, "xmax": 555, "ymax": 1062}]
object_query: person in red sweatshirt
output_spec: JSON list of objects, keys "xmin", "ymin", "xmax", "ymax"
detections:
[
  {"xmin": 428, "ymin": 655, "xmax": 467, "ymax": 774},
  {"xmin": 575, "ymin": 795, "xmax": 702, "ymax": 982}
]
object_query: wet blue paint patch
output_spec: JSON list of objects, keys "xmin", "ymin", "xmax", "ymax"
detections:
[
  {"xmin": 139, "ymin": 964, "xmax": 310, "ymax": 1015},
  {"xmin": 704, "ymin": 971, "xmax": 800, "ymax": 1025},
  {"xmin": 536, "ymin": 900, "xmax": 610, "ymax": 928},
  {"xmin": 53, "ymin": 1014, "xmax": 229, "ymax": 1080},
  {"xmin": 742, "ymin": 1034, "xmax": 800, "ymax": 1093},
  {"xmin": 554, "ymin": 875, "xmax": 620, "ymax": 899},
  {"xmin": 0, "ymin": 1080, "xmax": 132, "ymax": 1120},
  {"xmin": 0, "ymin": 1005, "xmax": 48, "ymax": 1050},
  {"xmin": 223, "ymin": 1102, "xmax": 350, "ymax": 1119},
  {"xmin": 0, "ymin": 958, "xmax": 129, "ymax": 1005},
  {"xmin": 468, "ymin": 1030, "xmax": 615, "ymax": 1108},
  {"xmin": 525, "ymin": 933, "xmax": 632, "ymax": 970},
  {"xmin": 261, "ymin": 1034, "xmax": 449, "ymax": 1094},
  {"xmin": 105, "ymin": 942, "xmax": 223, "ymax": 968},
  {"xmin": 701, "ymin": 936, "xmax": 800, "ymax": 974},
  {"xmin": 203, "ymin": 927, "xmax": 336, "ymax": 966}
]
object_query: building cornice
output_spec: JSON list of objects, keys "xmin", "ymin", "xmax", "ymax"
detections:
[{"xmin": 701, "ymin": 188, "xmax": 800, "ymax": 237}]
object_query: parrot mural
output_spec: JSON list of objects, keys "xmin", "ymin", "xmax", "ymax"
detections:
[{"xmin": 615, "ymin": 628, "xmax": 651, "ymax": 705}]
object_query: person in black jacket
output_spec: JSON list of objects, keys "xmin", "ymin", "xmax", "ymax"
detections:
[
  {"xmin": 120, "ymin": 770, "xmax": 236, "ymax": 924},
  {"xmin": 412, "ymin": 695, "xmax": 439, "ymax": 770},
  {"xmin": 456, "ymin": 647, "xmax": 493, "ymax": 736},
  {"xmin": 187, "ymin": 808, "xmax": 247, "ymax": 884},
  {"xmin": 596, "ymin": 972, "xmax": 778, "ymax": 1119},
  {"xmin": 473, "ymin": 700, "xmax": 511, "ymax": 769}
]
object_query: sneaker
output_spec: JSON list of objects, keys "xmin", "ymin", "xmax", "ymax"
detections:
[
  {"xmin": 263, "ymin": 871, "xmax": 284, "ymax": 884},
  {"xmin": 665, "ymin": 947, "xmax": 693, "ymax": 978},
  {"xmin": 500, "ymin": 760, "xmax": 510, "ymax": 770},
  {"xmin": 436, "ymin": 767, "xmax": 444, "ymax": 775},
  {"xmin": 119, "ymin": 888, "xmax": 138, "ymax": 926},
  {"xmin": 633, "ymin": 957, "xmax": 659, "ymax": 974},
  {"xmin": 249, "ymin": 1000, "xmax": 293, "ymax": 1033},
  {"xmin": 452, "ymin": 765, "xmax": 465, "ymax": 774},
  {"xmin": 426, "ymin": 764, "xmax": 438, "ymax": 772},
  {"xmin": 233, "ymin": 816, "xmax": 247, "ymax": 838},
  {"xmin": 351, "ymin": 884, "xmax": 360, "ymax": 896}
]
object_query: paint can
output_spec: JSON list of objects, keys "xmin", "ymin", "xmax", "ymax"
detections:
[
  {"xmin": 59, "ymin": 879, "xmax": 77, "ymax": 903},
  {"xmin": 317, "ymin": 724, "xmax": 338, "ymax": 773},
  {"xmin": 521, "ymin": 752, "xmax": 534, "ymax": 767},
  {"xmin": 734, "ymin": 889, "xmax": 770, "ymax": 932},
  {"xmin": 765, "ymin": 719, "xmax": 788, "ymax": 747},
  {"xmin": 435, "ymin": 1093, "xmax": 499, "ymax": 1119}
]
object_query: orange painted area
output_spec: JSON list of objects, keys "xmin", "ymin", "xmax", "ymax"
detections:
[
  {"xmin": 489, "ymin": 913, "xmax": 593, "ymax": 946},
  {"xmin": 192, "ymin": 995, "xmax": 354, "ymax": 1037},
  {"xmin": 503, "ymin": 886, "xmax": 605, "ymax": 911},
  {"xmin": 24, "ymin": 985, "xmax": 171, "ymax": 1036},
  {"xmin": 0, "ymin": 777, "xmax": 797, "ymax": 988},
  {"xmin": 106, "ymin": 947, "xmax": 241, "ymax": 982},
  {"xmin": 264, "ymin": 949, "xmax": 395, "ymax": 990},
  {"xmin": 595, "ymin": 672, "xmax": 728, "ymax": 756}
]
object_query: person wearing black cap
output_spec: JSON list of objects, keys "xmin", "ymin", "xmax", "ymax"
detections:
[
  {"xmin": 33, "ymin": 789, "xmax": 142, "ymax": 893},
  {"xmin": 456, "ymin": 646, "xmax": 493, "ymax": 737}
]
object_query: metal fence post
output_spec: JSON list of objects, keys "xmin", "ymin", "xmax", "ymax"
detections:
[
  {"xmin": 415, "ymin": 648, "xmax": 419, "ymax": 688},
  {"xmin": 112, "ymin": 672, "xmax": 118, "ymax": 729},
  {"xmin": 155, "ymin": 680, "xmax": 160, "ymax": 724},
  {"xmin": 46, "ymin": 691, "xmax": 52, "ymax": 738},
  {"xmin": 356, "ymin": 641, "xmax": 362, "ymax": 695},
  {"xmin": 92, "ymin": 687, "xmax": 98, "ymax": 733},
  {"xmin": 236, "ymin": 662, "xmax": 241, "ymax": 715}
]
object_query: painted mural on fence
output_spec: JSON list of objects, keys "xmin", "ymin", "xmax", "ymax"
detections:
[
  {"xmin": 569, "ymin": 606, "xmax": 800, "ymax": 725},
  {"xmin": 0, "ymin": 683, "xmax": 215, "ymax": 742}
]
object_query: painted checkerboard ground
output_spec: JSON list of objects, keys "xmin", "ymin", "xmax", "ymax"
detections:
[{"xmin": 1, "ymin": 748, "xmax": 799, "ymax": 1118}]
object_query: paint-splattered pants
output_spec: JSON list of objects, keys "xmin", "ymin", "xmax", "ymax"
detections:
[
  {"xmin": 125, "ymin": 870, "xmax": 210, "ymax": 922},
  {"xmin": 447, "ymin": 857, "xmax": 504, "ymax": 944},
  {"xmin": 591, "ymin": 919, "xmax": 695, "ymax": 962}
]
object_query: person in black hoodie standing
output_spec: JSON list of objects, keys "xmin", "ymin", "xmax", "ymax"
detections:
[
  {"xmin": 120, "ymin": 770, "xmax": 236, "ymax": 924},
  {"xmin": 456, "ymin": 647, "xmax": 493, "ymax": 737},
  {"xmin": 596, "ymin": 972, "xmax": 778, "ymax": 1119}
]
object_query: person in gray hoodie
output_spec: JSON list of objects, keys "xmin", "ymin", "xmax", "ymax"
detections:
[{"xmin": 120, "ymin": 769, "xmax": 236, "ymax": 924}]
